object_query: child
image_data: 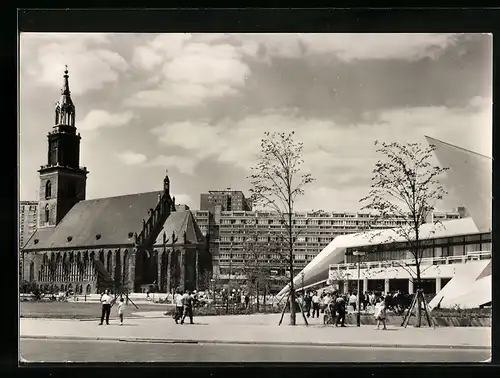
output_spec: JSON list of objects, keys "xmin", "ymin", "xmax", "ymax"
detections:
[
  {"xmin": 118, "ymin": 297, "xmax": 125, "ymax": 325},
  {"xmin": 374, "ymin": 298, "xmax": 387, "ymax": 330}
]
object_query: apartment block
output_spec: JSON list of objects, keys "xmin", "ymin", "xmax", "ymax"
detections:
[
  {"xmin": 193, "ymin": 206, "xmax": 462, "ymax": 289},
  {"xmin": 20, "ymin": 201, "xmax": 38, "ymax": 249}
]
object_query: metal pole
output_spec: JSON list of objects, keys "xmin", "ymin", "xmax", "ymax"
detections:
[{"xmin": 357, "ymin": 254, "xmax": 361, "ymax": 327}]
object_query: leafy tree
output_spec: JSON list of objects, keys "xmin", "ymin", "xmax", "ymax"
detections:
[
  {"xmin": 248, "ymin": 131, "xmax": 315, "ymax": 325},
  {"xmin": 360, "ymin": 141, "xmax": 448, "ymax": 327}
]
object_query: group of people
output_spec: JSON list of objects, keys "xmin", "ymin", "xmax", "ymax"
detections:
[
  {"xmin": 297, "ymin": 290, "xmax": 388, "ymax": 329},
  {"xmin": 173, "ymin": 289, "xmax": 195, "ymax": 324},
  {"xmin": 98, "ymin": 289, "xmax": 125, "ymax": 326}
]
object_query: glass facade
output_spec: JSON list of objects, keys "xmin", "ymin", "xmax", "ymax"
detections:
[{"xmin": 345, "ymin": 232, "xmax": 492, "ymax": 264}]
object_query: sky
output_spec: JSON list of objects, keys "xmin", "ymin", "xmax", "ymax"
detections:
[{"xmin": 19, "ymin": 33, "xmax": 492, "ymax": 212}]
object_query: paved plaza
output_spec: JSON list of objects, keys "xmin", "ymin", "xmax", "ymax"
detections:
[{"xmin": 20, "ymin": 313, "xmax": 491, "ymax": 350}]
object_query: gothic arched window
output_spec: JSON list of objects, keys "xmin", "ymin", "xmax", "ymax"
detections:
[
  {"xmin": 45, "ymin": 181, "xmax": 52, "ymax": 199},
  {"xmin": 44, "ymin": 204, "xmax": 50, "ymax": 223},
  {"xmin": 29, "ymin": 261, "xmax": 34, "ymax": 282}
]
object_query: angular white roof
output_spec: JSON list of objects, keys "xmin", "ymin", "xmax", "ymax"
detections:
[
  {"xmin": 278, "ymin": 136, "xmax": 491, "ymax": 297},
  {"xmin": 278, "ymin": 217, "xmax": 479, "ymax": 296},
  {"xmin": 426, "ymin": 136, "xmax": 492, "ymax": 233}
]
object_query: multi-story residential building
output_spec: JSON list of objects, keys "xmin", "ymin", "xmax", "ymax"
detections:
[
  {"xmin": 20, "ymin": 201, "xmax": 38, "ymax": 248},
  {"xmin": 200, "ymin": 190, "xmax": 252, "ymax": 212},
  {"xmin": 193, "ymin": 206, "xmax": 462, "ymax": 292}
]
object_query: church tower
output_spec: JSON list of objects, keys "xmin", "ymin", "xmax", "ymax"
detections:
[{"xmin": 38, "ymin": 67, "xmax": 89, "ymax": 227}]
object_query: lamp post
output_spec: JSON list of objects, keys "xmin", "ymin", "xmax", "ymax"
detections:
[
  {"xmin": 210, "ymin": 278, "xmax": 215, "ymax": 306},
  {"xmin": 353, "ymin": 250, "xmax": 366, "ymax": 327}
]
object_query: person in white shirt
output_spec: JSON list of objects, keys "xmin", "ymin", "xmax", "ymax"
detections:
[
  {"xmin": 173, "ymin": 289, "xmax": 184, "ymax": 324},
  {"xmin": 117, "ymin": 297, "xmax": 125, "ymax": 325},
  {"xmin": 99, "ymin": 289, "xmax": 113, "ymax": 325},
  {"xmin": 311, "ymin": 291, "xmax": 320, "ymax": 318},
  {"xmin": 349, "ymin": 292, "xmax": 358, "ymax": 312}
]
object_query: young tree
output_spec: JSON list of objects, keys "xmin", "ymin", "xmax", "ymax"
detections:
[
  {"xmin": 248, "ymin": 131, "xmax": 315, "ymax": 325},
  {"xmin": 359, "ymin": 141, "xmax": 448, "ymax": 327},
  {"xmin": 242, "ymin": 224, "xmax": 284, "ymax": 312}
]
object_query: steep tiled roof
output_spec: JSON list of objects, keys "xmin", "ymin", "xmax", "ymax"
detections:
[
  {"xmin": 24, "ymin": 191, "xmax": 163, "ymax": 250},
  {"xmin": 154, "ymin": 211, "xmax": 205, "ymax": 246}
]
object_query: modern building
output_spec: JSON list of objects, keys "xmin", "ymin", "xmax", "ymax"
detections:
[
  {"xmin": 278, "ymin": 136, "xmax": 492, "ymax": 309},
  {"xmin": 21, "ymin": 68, "xmax": 212, "ymax": 294},
  {"xmin": 193, "ymin": 206, "xmax": 462, "ymax": 292},
  {"xmin": 200, "ymin": 190, "xmax": 252, "ymax": 212},
  {"xmin": 20, "ymin": 201, "xmax": 38, "ymax": 248}
]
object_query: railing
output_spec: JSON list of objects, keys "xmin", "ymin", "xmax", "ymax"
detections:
[{"xmin": 329, "ymin": 250, "xmax": 492, "ymax": 272}]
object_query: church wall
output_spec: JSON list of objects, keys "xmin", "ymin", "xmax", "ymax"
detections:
[{"xmin": 21, "ymin": 246, "xmax": 135, "ymax": 294}]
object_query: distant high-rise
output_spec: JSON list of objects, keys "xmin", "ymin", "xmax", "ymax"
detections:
[
  {"xmin": 20, "ymin": 201, "xmax": 38, "ymax": 248},
  {"xmin": 200, "ymin": 190, "xmax": 252, "ymax": 212}
]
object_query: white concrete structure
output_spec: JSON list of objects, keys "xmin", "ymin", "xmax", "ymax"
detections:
[{"xmin": 278, "ymin": 136, "xmax": 492, "ymax": 309}]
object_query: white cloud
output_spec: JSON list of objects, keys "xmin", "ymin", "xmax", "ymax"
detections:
[
  {"xmin": 79, "ymin": 110, "xmax": 134, "ymax": 131},
  {"xmin": 149, "ymin": 96, "xmax": 491, "ymax": 191},
  {"xmin": 126, "ymin": 34, "xmax": 254, "ymax": 108},
  {"xmin": 172, "ymin": 193, "xmax": 194, "ymax": 209},
  {"xmin": 147, "ymin": 155, "xmax": 198, "ymax": 175},
  {"xmin": 21, "ymin": 33, "xmax": 128, "ymax": 95},
  {"xmin": 117, "ymin": 151, "xmax": 147, "ymax": 166}
]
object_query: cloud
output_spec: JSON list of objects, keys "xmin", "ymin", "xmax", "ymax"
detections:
[
  {"xmin": 78, "ymin": 110, "xmax": 134, "ymax": 131},
  {"xmin": 117, "ymin": 151, "xmax": 147, "ymax": 166},
  {"xmin": 126, "ymin": 35, "xmax": 256, "ymax": 108},
  {"xmin": 172, "ymin": 193, "xmax": 194, "ymax": 208},
  {"xmin": 21, "ymin": 33, "xmax": 128, "ymax": 94},
  {"xmin": 146, "ymin": 154, "xmax": 198, "ymax": 175},
  {"xmin": 149, "ymin": 96, "xmax": 491, "ymax": 179}
]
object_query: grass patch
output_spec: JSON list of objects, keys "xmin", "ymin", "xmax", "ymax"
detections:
[{"xmin": 20, "ymin": 301, "xmax": 173, "ymax": 319}]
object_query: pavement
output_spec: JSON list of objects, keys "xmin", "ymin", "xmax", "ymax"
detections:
[
  {"xmin": 20, "ymin": 339, "xmax": 491, "ymax": 363},
  {"xmin": 20, "ymin": 313, "xmax": 491, "ymax": 350}
]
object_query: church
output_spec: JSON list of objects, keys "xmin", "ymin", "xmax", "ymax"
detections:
[{"xmin": 21, "ymin": 68, "xmax": 212, "ymax": 295}]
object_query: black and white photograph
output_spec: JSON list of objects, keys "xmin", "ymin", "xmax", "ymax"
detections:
[{"xmin": 19, "ymin": 31, "xmax": 492, "ymax": 363}]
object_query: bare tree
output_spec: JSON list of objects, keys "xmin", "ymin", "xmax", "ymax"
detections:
[
  {"xmin": 248, "ymin": 131, "xmax": 315, "ymax": 326},
  {"xmin": 359, "ymin": 141, "xmax": 448, "ymax": 326}
]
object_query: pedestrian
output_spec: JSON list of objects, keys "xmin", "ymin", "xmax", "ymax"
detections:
[
  {"xmin": 349, "ymin": 291, "xmax": 357, "ymax": 312},
  {"xmin": 244, "ymin": 293, "xmax": 250, "ymax": 309},
  {"xmin": 98, "ymin": 289, "xmax": 112, "ymax": 326},
  {"xmin": 181, "ymin": 291, "xmax": 194, "ymax": 325},
  {"xmin": 374, "ymin": 298, "xmax": 387, "ymax": 330},
  {"xmin": 335, "ymin": 296, "xmax": 346, "ymax": 327},
  {"xmin": 304, "ymin": 291, "xmax": 312, "ymax": 317},
  {"xmin": 174, "ymin": 289, "xmax": 184, "ymax": 324},
  {"xmin": 311, "ymin": 291, "xmax": 320, "ymax": 318},
  {"xmin": 117, "ymin": 297, "xmax": 125, "ymax": 326}
]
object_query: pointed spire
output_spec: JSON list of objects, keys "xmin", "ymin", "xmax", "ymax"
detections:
[
  {"xmin": 55, "ymin": 65, "xmax": 75, "ymax": 127},
  {"xmin": 163, "ymin": 169, "xmax": 170, "ymax": 193},
  {"xmin": 61, "ymin": 65, "xmax": 71, "ymax": 96}
]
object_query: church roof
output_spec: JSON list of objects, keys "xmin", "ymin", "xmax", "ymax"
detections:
[
  {"xmin": 154, "ymin": 211, "xmax": 205, "ymax": 246},
  {"xmin": 23, "ymin": 191, "xmax": 163, "ymax": 250}
]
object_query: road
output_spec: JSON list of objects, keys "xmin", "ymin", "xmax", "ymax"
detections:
[{"xmin": 20, "ymin": 339, "xmax": 490, "ymax": 363}]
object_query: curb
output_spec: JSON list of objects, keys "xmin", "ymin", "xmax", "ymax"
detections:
[{"xmin": 20, "ymin": 335, "xmax": 491, "ymax": 350}]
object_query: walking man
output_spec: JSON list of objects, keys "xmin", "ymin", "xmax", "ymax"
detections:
[
  {"xmin": 99, "ymin": 289, "xmax": 112, "ymax": 325},
  {"xmin": 335, "ymin": 295, "xmax": 346, "ymax": 327},
  {"xmin": 181, "ymin": 291, "xmax": 194, "ymax": 325},
  {"xmin": 311, "ymin": 291, "xmax": 320, "ymax": 318},
  {"xmin": 174, "ymin": 289, "xmax": 184, "ymax": 324}
]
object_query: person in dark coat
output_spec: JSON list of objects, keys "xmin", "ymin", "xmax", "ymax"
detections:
[{"xmin": 335, "ymin": 296, "xmax": 346, "ymax": 327}]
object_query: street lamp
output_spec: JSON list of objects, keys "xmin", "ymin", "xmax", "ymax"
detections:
[
  {"xmin": 210, "ymin": 278, "xmax": 215, "ymax": 305},
  {"xmin": 353, "ymin": 250, "xmax": 366, "ymax": 327}
]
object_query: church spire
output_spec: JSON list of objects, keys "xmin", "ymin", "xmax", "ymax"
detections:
[
  {"xmin": 55, "ymin": 65, "xmax": 75, "ymax": 127},
  {"xmin": 61, "ymin": 65, "xmax": 71, "ymax": 96}
]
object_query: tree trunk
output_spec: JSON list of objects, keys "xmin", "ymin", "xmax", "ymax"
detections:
[
  {"xmin": 256, "ymin": 281, "xmax": 260, "ymax": 312},
  {"xmin": 415, "ymin": 258, "xmax": 422, "ymax": 328},
  {"xmin": 263, "ymin": 284, "xmax": 267, "ymax": 312}
]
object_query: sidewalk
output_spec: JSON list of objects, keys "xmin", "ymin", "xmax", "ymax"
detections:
[{"xmin": 20, "ymin": 314, "xmax": 491, "ymax": 350}]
